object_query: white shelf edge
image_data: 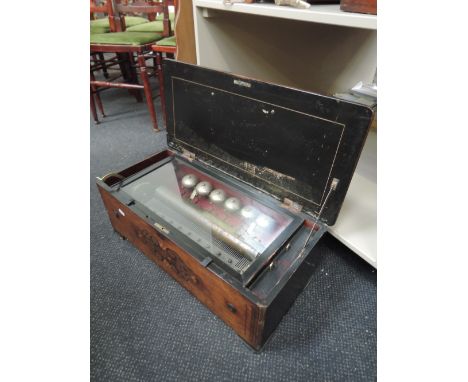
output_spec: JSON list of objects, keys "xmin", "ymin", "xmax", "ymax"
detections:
[
  {"xmin": 329, "ymin": 130, "xmax": 377, "ymax": 268},
  {"xmin": 329, "ymin": 173, "xmax": 377, "ymax": 268},
  {"xmin": 194, "ymin": 0, "xmax": 376, "ymax": 30}
]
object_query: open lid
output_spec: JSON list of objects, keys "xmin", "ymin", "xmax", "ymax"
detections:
[{"xmin": 163, "ymin": 60, "xmax": 373, "ymax": 225}]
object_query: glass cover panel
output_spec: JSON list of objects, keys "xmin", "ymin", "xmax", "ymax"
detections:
[{"xmin": 121, "ymin": 158, "xmax": 294, "ymax": 275}]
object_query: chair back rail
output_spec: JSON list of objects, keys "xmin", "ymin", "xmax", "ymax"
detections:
[
  {"xmin": 91, "ymin": 0, "xmax": 118, "ymax": 31},
  {"xmin": 90, "ymin": 0, "xmax": 111, "ymax": 19},
  {"xmin": 113, "ymin": 0, "xmax": 172, "ymax": 35}
]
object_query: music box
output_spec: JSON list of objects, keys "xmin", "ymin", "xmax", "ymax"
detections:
[{"xmin": 96, "ymin": 60, "xmax": 373, "ymax": 350}]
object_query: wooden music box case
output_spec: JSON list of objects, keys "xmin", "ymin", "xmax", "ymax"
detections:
[{"xmin": 96, "ymin": 60, "xmax": 373, "ymax": 350}]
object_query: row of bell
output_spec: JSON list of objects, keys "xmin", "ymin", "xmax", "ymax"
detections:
[{"xmin": 181, "ymin": 173, "xmax": 258, "ymax": 219}]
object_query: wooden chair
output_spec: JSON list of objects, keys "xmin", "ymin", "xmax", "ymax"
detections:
[
  {"xmin": 90, "ymin": 0, "xmax": 149, "ymax": 123},
  {"xmin": 90, "ymin": 1, "xmax": 137, "ymax": 85},
  {"xmin": 90, "ymin": 0, "xmax": 172, "ymax": 131},
  {"xmin": 90, "ymin": 0, "xmax": 112, "ymax": 122},
  {"xmin": 151, "ymin": 0, "xmax": 177, "ymax": 126},
  {"xmin": 90, "ymin": 0, "xmax": 149, "ymax": 33}
]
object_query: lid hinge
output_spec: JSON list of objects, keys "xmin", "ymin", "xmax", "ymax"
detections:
[
  {"xmin": 181, "ymin": 149, "xmax": 196, "ymax": 162},
  {"xmin": 281, "ymin": 198, "xmax": 303, "ymax": 214}
]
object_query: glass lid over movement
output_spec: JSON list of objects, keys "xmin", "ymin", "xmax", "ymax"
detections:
[{"xmin": 120, "ymin": 157, "xmax": 300, "ymax": 279}]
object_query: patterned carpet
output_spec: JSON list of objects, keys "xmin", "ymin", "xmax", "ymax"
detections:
[{"xmin": 90, "ymin": 81, "xmax": 377, "ymax": 381}]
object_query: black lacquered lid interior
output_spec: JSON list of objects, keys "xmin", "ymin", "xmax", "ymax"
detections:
[{"xmin": 163, "ymin": 60, "xmax": 373, "ymax": 225}]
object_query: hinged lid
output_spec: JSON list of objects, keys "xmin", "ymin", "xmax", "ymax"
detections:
[{"xmin": 163, "ymin": 60, "xmax": 373, "ymax": 225}]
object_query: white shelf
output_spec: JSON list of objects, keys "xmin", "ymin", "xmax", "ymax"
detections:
[
  {"xmin": 195, "ymin": 0, "xmax": 376, "ymax": 30},
  {"xmin": 329, "ymin": 130, "xmax": 377, "ymax": 267},
  {"xmin": 193, "ymin": 0, "xmax": 377, "ymax": 267}
]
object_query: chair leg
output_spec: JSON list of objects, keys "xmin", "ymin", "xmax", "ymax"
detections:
[
  {"xmin": 127, "ymin": 53, "xmax": 143, "ymax": 103},
  {"xmin": 98, "ymin": 53, "xmax": 109, "ymax": 79},
  {"xmin": 90, "ymin": 88, "xmax": 99, "ymax": 124},
  {"xmin": 117, "ymin": 53, "xmax": 143, "ymax": 103},
  {"xmin": 130, "ymin": 53, "xmax": 144, "ymax": 103},
  {"xmin": 137, "ymin": 53, "xmax": 159, "ymax": 131},
  {"xmin": 90, "ymin": 71, "xmax": 105, "ymax": 117},
  {"xmin": 95, "ymin": 91, "xmax": 105, "ymax": 117},
  {"xmin": 153, "ymin": 54, "xmax": 158, "ymax": 72},
  {"xmin": 117, "ymin": 52, "xmax": 129, "ymax": 80},
  {"xmin": 91, "ymin": 53, "xmax": 99, "ymax": 67},
  {"xmin": 156, "ymin": 52, "xmax": 167, "ymax": 127}
]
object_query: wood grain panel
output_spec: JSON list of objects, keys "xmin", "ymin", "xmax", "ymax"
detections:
[
  {"xmin": 175, "ymin": 0, "xmax": 197, "ymax": 64},
  {"xmin": 98, "ymin": 185, "xmax": 266, "ymax": 348}
]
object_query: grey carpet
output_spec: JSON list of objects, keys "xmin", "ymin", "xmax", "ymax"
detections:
[{"xmin": 90, "ymin": 81, "xmax": 377, "ymax": 381}]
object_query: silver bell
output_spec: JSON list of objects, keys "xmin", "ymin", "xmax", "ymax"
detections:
[
  {"xmin": 240, "ymin": 206, "xmax": 258, "ymax": 219},
  {"xmin": 195, "ymin": 181, "xmax": 213, "ymax": 196},
  {"xmin": 181, "ymin": 174, "xmax": 198, "ymax": 188},
  {"xmin": 224, "ymin": 197, "xmax": 241, "ymax": 212},
  {"xmin": 209, "ymin": 189, "xmax": 226, "ymax": 204}
]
